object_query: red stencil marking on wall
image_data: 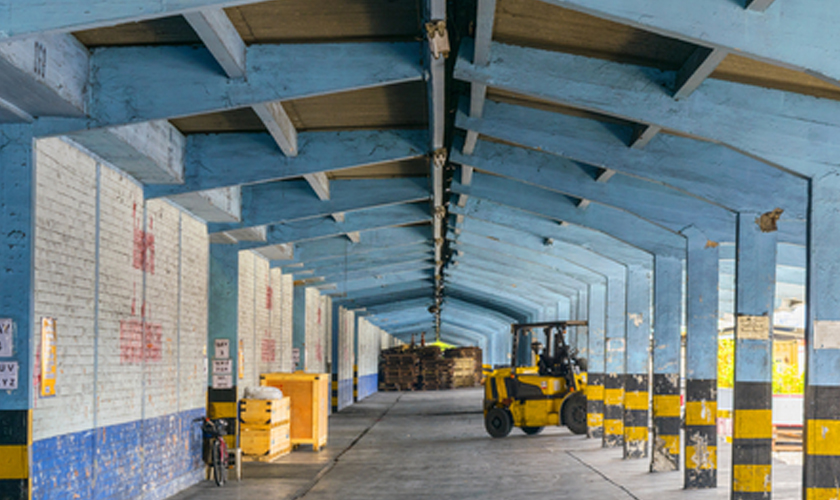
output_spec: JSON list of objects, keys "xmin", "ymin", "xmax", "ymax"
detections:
[{"xmin": 261, "ymin": 336, "xmax": 276, "ymax": 363}]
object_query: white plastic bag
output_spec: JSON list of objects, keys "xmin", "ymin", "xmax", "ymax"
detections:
[{"xmin": 244, "ymin": 386, "xmax": 283, "ymax": 400}]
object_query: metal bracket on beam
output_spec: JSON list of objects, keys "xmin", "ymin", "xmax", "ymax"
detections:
[{"xmin": 425, "ymin": 20, "xmax": 450, "ymax": 59}]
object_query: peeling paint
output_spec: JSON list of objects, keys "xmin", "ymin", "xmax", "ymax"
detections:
[
  {"xmin": 628, "ymin": 313, "xmax": 644, "ymax": 327},
  {"xmin": 651, "ymin": 436, "xmax": 678, "ymax": 471},
  {"xmin": 689, "ymin": 432, "xmax": 713, "ymax": 469}
]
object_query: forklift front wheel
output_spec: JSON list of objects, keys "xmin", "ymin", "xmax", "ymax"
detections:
[
  {"xmin": 485, "ymin": 407, "xmax": 513, "ymax": 438},
  {"xmin": 562, "ymin": 391, "xmax": 588, "ymax": 435},
  {"xmin": 521, "ymin": 426, "xmax": 544, "ymax": 435}
]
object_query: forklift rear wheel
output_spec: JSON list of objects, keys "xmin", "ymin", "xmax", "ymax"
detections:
[
  {"xmin": 521, "ymin": 426, "xmax": 544, "ymax": 435},
  {"xmin": 562, "ymin": 392, "xmax": 588, "ymax": 435},
  {"xmin": 485, "ymin": 407, "xmax": 513, "ymax": 438}
]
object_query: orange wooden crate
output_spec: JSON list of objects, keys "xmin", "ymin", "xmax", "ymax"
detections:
[{"xmin": 260, "ymin": 372, "xmax": 329, "ymax": 451}]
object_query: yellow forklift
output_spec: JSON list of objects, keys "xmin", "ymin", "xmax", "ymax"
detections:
[{"xmin": 483, "ymin": 321, "xmax": 588, "ymax": 437}]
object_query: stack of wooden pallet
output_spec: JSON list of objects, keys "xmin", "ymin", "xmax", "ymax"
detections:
[
  {"xmin": 444, "ymin": 347, "xmax": 483, "ymax": 386},
  {"xmin": 419, "ymin": 348, "xmax": 454, "ymax": 390},
  {"xmin": 773, "ymin": 425, "xmax": 803, "ymax": 452},
  {"xmin": 239, "ymin": 397, "xmax": 291, "ymax": 462},
  {"xmin": 379, "ymin": 351, "xmax": 419, "ymax": 391}
]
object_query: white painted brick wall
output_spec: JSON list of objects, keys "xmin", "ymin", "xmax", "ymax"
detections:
[
  {"xmin": 267, "ymin": 268, "xmax": 283, "ymax": 374},
  {"xmin": 253, "ymin": 255, "xmax": 272, "ymax": 376},
  {"xmin": 338, "ymin": 308, "xmax": 354, "ymax": 383},
  {"xmin": 179, "ymin": 213, "xmax": 208, "ymax": 411},
  {"xmin": 323, "ymin": 295, "xmax": 332, "ymax": 371},
  {"xmin": 94, "ymin": 158, "xmax": 145, "ymax": 429},
  {"xmin": 305, "ymin": 287, "xmax": 326, "ymax": 373},
  {"xmin": 279, "ymin": 273, "xmax": 294, "ymax": 372},
  {"xmin": 31, "ymin": 138, "xmax": 209, "ymax": 441},
  {"xmin": 32, "ymin": 138, "xmax": 97, "ymax": 440},
  {"xmin": 143, "ymin": 199, "xmax": 180, "ymax": 419},
  {"xmin": 237, "ymin": 251, "xmax": 255, "ymax": 397}
]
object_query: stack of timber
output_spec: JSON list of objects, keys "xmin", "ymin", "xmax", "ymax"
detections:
[
  {"xmin": 421, "ymin": 357, "xmax": 454, "ymax": 390},
  {"xmin": 379, "ymin": 349, "xmax": 419, "ymax": 391},
  {"xmin": 773, "ymin": 425, "xmax": 803, "ymax": 452},
  {"xmin": 239, "ymin": 397, "xmax": 292, "ymax": 462},
  {"xmin": 444, "ymin": 346, "xmax": 483, "ymax": 386}
]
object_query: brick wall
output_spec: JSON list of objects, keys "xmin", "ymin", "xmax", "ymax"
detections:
[
  {"xmin": 30, "ymin": 138, "xmax": 207, "ymax": 500},
  {"xmin": 356, "ymin": 318, "xmax": 380, "ymax": 400},
  {"xmin": 237, "ymin": 251, "xmax": 255, "ymax": 396},
  {"xmin": 279, "ymin": 273, "xmax": 294, "ymax": 372},
  {"xmin": 336, "ymin": 307, "xmax": 355, "ymax": 411},
  {"xmin": 305, "ymin": 287, "xmax": 326, "ymax": 374}
]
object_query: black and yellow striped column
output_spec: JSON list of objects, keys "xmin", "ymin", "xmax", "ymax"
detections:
[
  {"xmin": 730, "ymin": 213, "xmax": 776, "ymax": 499},
  {"xmin": 651, "ymin": 373, "xmax": 680, "ymax": 471},
  {"xmin": 586, "ymin": 373, "xmax": 605, "ymax": 439},
  {"xmin": 650, "ymin": 255, "xmax": 682, "ymax": 472},
  {"xmin": 353, "ymin": 365, "xmax": 359, "ymax": 402},
  {"xmin": 623, "ymin": 374, "xmax": 648, "ymax": 458},
  {"xmin": 0, "ymin": 410, "xmax": 30, "ymax": 500},
  {"xmin": 731, "ymin": 381, "xmax": 772, "ymax": 499},
  {"xmin": 603, "ymin": 374, "xmax": 624, "ymax": 447},
  {"xmin": 208, "ymin": 387, "xmax": 238, "ymax": 451},
  {"xmin": 683, "ymin": 228, "xmax": 718, "ymax": 489},
  {"xmin": 685, "ymin": 380, "xmax": 717, "ymax": 488},
  {"xmin": 804, "ymin": 386, "xmax": 840, "ymax": 500},
  {"xmin": 331, "ymin": 373, "xmax": 339, "ymax": 412}
]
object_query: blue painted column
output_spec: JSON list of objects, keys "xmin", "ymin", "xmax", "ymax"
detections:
[
  {"xmin": 575, "ymin": 287, "xmax": 589, "ymax": 362},
  {"xmin": 207, "ymin": 244, "xmax": 239, "ymax": 439},
  {"xmin": 804, "ymin": 173, "xmax": 840, "ymax": 499},
  {"xmin": 650, "ymin": 255, "xmax": 683, "ymax": 472},
  {"xmin": 683, "ymin": 228, "xmax": 719, "ymax": 489},
  {"xmin": 604, "ymin": 273, "xmax": 627, "ymax": 448},
  {"xmin": 587, "ymin": 282, "xmax": 607, "ymax": 439},
  {"xmin": 331, "ymin": 301, "xmax": 341, "ymax": 412},
  {"xmin": 293, "ymin": 285, "xmax": 306, "ymax": 372},
  {"xmin": 731, "ymin": 211, "xmax": 776, "ymax": 499},
  {"xmin": 0, "ymin": 125, "xmax": 34, "ymax": 499},
  {"xmin": 624, "ymin": 265, "xmax": 653, "ymax": 459}
]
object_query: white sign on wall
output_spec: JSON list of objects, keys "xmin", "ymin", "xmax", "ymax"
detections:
[
  {"xmin": 0, "ymin": 319, "xmax": 13, "ymax": 357},
  {"xmin": 213, "ymin": 359, "xmax": 232, "ymax": 374},
  {"xmin": 0, "ymin": 361, "xmax": 18, "ymax": 390},
  {"xmin": 212, "ymin": 374, "xmax": 233, "ymax": 389},
  {"xmin": 214, "ymin": 339, "xmax": 230, "ymax": 359}
]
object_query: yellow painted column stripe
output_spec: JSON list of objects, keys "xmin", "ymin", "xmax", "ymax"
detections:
[
  {"xmin": 0, "ymin": 445, "xmax": 28, "ymax": 479},
  {"xmin": 808, "ymin": 488, "xmax": 840, "ymax": 500},
  {"xmin": 807, "ymin": 420, "xmax": 840, "ymax": 455},
  {"xmin": 604, "ymin": 388, "xmax": 624, "ymax": 406},
  {"xmin": 586, "ymin": 385, "xmax": 604, "ymax": 401},
  {"xmin": 734, "ymin": 409, "xmax": 772, "ymax": 440},
  {"xmin": 658, "ymin": 435, "xmax": 680, "ymax": 455},
  {"xmin": 732, "ymin": 464, "xmax": 772, "ymax": 493},
  {"xmin": 588, "ymin": 413, "xmax": 603, "ymax": 427},
  {"xmin": 604, "ymin": 419, "xmax": 624, "ymax": 435},
  {"xmin": 653, "ymin": 395, "xmax": 680, "ymax": 418},
  {"xmin": 685, "ymin": 401, "xmax": 717, "ymax": 426},
  {"xmin": 685, "ymin": 445, "xmax": 717, "ymax": 470},
  {"xmin": 209, "ymin": 402, "xmax": 237, "ymax": 419},
  {"xmin": 625, "ymin": 426, "xmax": 648, "ymax": 441},
  {"xmin": 624, "ymin": 391, "xmax": 648, "ymax": 411}
]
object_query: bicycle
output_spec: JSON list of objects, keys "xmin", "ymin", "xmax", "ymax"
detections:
[{"xmin": 199, "ymin": 417, "xmax": 229, "ymax": 486}]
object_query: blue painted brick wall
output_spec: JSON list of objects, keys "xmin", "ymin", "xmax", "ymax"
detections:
[
  {"xmin": 357, "ymin": 374, "xmax": 378, "ymax": 401},
  {"xmin": 337, "ymin": 378, "xmax": 353, "ymax": 411},
  {"xmin": 31, "ymin": 408, "xmax": 205, "ymax": 500}
]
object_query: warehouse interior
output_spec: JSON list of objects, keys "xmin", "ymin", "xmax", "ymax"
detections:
[{"xmin": 0, "ymin": 0, "xmax": 835, "ymax": 498}]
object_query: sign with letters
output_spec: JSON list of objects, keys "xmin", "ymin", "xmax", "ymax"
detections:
[
  {"xmin": 0, "ymin": 361, "xmax": 18, "ymax": 390},
  {"xmin": 0, "ymin": 319, "xmax": 13, "ymax": 357},
  {"xmin": 213, "ymin": 359, "xmax": 232, "ymax": 374},
  {"xmin": 214, "ymin": 339, "xmax": 230, "ymax": 359},
  {"xmin": 41, "ymin": 318, "xmax": 57, "ymax": 397}
]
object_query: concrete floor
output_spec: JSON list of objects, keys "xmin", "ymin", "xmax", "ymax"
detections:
[{"xmin": 169, "ymin": 389, "xmax": 803, "ymax": 500}]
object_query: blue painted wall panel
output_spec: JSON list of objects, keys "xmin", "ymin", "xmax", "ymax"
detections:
[
  {"xmin": 357, "ymin": 374, "xmax": 378, "ymax": 401},
  {"xmin": 31, "ymin": 408, "xmax": 204, "ymax": 500},
  {"xmin": 338, "ymin": 379, "xmax": 354, "ymax": 411}
]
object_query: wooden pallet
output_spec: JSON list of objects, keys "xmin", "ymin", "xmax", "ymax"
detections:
[{"xmin": 773, "ymin": 426, "xmax": 803, "ymax": 452}]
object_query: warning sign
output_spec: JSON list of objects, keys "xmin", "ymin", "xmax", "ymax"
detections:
[{"xmin": 0, "ymin": 361, "xmax": 18, "ymax": 390}]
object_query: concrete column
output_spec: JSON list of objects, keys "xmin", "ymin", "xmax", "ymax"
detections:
[
  {"xmin": 587, "ymin": 282, "xmax": 607, "ymax": 439},
  {"xmin": 624, "ymin": 266, "xmax": 653, "ymax": 459},
  {"xmin": 731, "ymin": 211, "xmax": 776, "ymax": 499},
  {"xmin": 331, "ymin": 301, "xmax": 341, "ymax": 412},
  {"xmin": 207, "ymin": 244, "xmax": 240, "ymax": 440},
  {"xmin": 804, "ymin": 173, "xmax": 840, "ymax": 499},
  {"xmin": 293, "ymin": 285, "xmax": 306, "ymax": 371},
  {"xmin": 683, "ymin": 228, "xmax": 719, "ymax": 489},
  {"xmin": 650, "ymin": 255, "xmax": 683, "ymax": 472},
  {"xmin": 576, "ymin": 287, "xmax": 589, "ymax": 361},
  {"xmin": 604, "ymin": 273, "xmax": 627, "ymax": 448},
  {"xmin": 0, "ymin": 125, "xmax": 34, "ymax": 499}
]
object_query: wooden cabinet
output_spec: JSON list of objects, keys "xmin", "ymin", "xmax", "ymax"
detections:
[{"xmin": 260, "ymin": 372, "xmax": 329, "ymax": 451}]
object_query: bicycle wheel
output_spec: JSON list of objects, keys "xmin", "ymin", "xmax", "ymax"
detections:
[{"xmin": 212, "ymin": 439, "xmax": 225, "ymax": 486}]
